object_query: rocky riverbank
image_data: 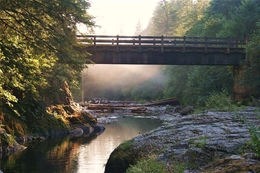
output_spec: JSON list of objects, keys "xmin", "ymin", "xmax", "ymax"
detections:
[
  {"xmin": 0, "ymin": 103, "xmax": 105, "ymax": 157},
  {"xmin": 105, "ymin": 107, "xmax": 260, "ymax": 173}
]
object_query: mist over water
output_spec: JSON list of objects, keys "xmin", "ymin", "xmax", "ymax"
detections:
[{"xmin": 82, "ymin": 65, "xmax": 166, "ymax": 101}]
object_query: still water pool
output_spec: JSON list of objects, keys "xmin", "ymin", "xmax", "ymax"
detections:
[{"xmin": 0, "ymin": 117, "xmax": 161, "ymax": 173}]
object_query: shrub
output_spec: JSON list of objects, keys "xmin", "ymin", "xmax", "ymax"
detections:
[
  {"xmin": 248, "ymin": 123, "xmax": 260, "ymax": 157},
  {"xmin": 126, "ymin": 157, "xmax": 169, "ymax": 173},
  {"xmin": 234, "ymin": 110, "xmax": 260, "ymax": 157},
  {"xmin": 204, "ymin": 90, "xmax": 241, "ymax": 112}
]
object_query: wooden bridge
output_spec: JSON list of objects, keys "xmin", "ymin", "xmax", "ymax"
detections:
[{"xmin": 78, "ymin": 35, "xmax": 247, "ymax": 65}]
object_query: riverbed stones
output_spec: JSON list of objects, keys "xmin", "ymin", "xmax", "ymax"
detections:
[{"xmin": 105, "ymin": 108, "xmax": 260, "ymax": 172}]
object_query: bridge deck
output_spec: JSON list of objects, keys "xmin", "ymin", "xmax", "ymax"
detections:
[{"xmin": 78, "ymin": 35, "xmax": 247, "ymax": 65}]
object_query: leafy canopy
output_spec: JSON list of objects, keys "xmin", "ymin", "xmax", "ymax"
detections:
[{"xmin": 0, "ymin": 0, "xmax": 94, "ymax": 116}]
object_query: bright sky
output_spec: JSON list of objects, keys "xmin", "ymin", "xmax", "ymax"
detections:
[{"xmin": 87, "ymin": 0, "xmax": 160, "ymax": 35}]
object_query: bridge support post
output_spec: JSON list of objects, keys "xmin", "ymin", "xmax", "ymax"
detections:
[{"xmin": 233, "ymin": 66, "xmax": 249, "ymax": 101}]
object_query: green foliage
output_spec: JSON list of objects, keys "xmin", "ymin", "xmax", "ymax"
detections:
[
  {"xmin": 188, "ymin": 135, "xmax": 208, "ymax": 149},
  {"xmin": 188, "ymin": 0, "xmax": 242, "ymax": 37},
  {"xmin": 229, "ymin": 0, "xmax": 260, "ymax": 37},
  {"xmin": 241, "ymin": 21, "xmax": 260, "ymax": 97},
  {"xmin": 248, "ymin": 123, "xmax": 260, "ymax": 157},
  {"xmin": 118, "ymin": 140, "xmax": 133, "ymax": 151},
  {"xmin": 235, "ymin": 110, "xmax": 260, "ymax": 157},
  {"xmin": 150, "ymin": 0, "xmax": 209, "ymax": 36},
  {"xmin": 0, "ymin": 0, "xmax": 94, "ymax": 120},
  {"xmin": 149, "ymin": 0, "xmax": 260, "ymax": 106},
  {"xmin": 126, "ymin": 156, "xmax": 186, "ymax": 173},
  {"xmin": 163, "ymin": 66, "xmax": 233, "ymax": 107},
  {"xmin": 173, "ymin": 162, "xmax": 186, "ymax": 173},
  {"xmin": 204, "ymin": 90, "xmax": 239, "ymax": 112},
  {"xmin": 126, "ymin": 157, "xmax": 169, "ymax": 173},
  {"xmin": 188, "ymin": 0, "xmax": 260, "ymax": 37},
  {"xmin": 0, "ymin": 133, "xmax": 16, "ymax": 146},
  {"xmin": 163, "ymin": 66, "xmax": 193, "ymax": 103}
]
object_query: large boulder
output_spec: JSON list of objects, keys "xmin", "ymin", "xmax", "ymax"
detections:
[
  {"xmin": 81, "ymin": 110, "xmax": 97, "ymax": 124},
  {"xmin": 105, "ymin": 139, "xmax": 140, "ymax": 173},
  {"xmin": 105, "ymin": 108, "xmax": 260, "ymax": 172},
  {"xmin": 180, "ymin": 105, "xmax": 194, "ymax": 115},
  {"xmin": 69, "ymin": 128, "xmax": 84, "ymax": 136}
]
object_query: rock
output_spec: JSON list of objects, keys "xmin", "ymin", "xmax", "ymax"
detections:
[
  {"xmin": 97, "ymin": 117, "xmax": 118, "ymax": 124},
  {"xmin": 78, "ymin": 125, "xmax": 94, "ymax": 134},
  {"xmin": 36, "ymin": 136, "xmax": 46, "ymax": 141},
  {"xmin": 81, "ymin": 110, "xmax": 97, "ymax": 124},
  {"xmin": 174, "ymin": 105, "xmax": 183, "ymax": 113},
  {"xmin": 0, "ymin": 128, "xmax": 6, "ymax": 134},
  {"xmin": 229, "ymin": 155, "xmax": 243, "ymax": 160},
  {"xmin": 19, "ymin": 136, "xmax": 46, "ymax": 142},
  {"xmin": 91, "ymin": 124, "xmax": 106, "ymax": 134},
  {"xmin": 0, "ymin": 129, "xmax": 27, "ymax": 156},
  {"xmin": 181, "ymin": 106, "xmax": 194, "ymax": 115},
  {"xmin": 69, "ymin": 128, "xmax": 84, "ymax": 136},
  {"xmin": 243, "ymin": 153, "xmax": 258, "ymax": 159},
  {"xmin": 105, "ymin": 110, "xmax": 260, "ymax": 173},
  {"xmin": 202, "ymin": 154, "xmax": 260, "ymax": 173}
]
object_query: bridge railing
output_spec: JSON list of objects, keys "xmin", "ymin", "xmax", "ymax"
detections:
[{"xmin": 77, "ymin": 35, "xmax": 246, "ymax": 53}]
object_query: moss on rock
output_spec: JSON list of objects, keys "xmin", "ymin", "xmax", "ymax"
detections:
[{"xmin": 105, "ymin": 139, "xmax": 141, "ymax": 173}]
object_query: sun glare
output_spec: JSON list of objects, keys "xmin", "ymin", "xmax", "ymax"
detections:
[{"xmin": 87, "ymin": 0, "xmax": 159, "ymax": 35}]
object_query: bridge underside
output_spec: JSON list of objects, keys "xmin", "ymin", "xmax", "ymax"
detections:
[{"xmin": 87, "ymin": 51, "xmax": 245, "ymax": 65}]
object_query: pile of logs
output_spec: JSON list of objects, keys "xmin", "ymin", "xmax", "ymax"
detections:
[
  {"xmin": 85, "ymin": 98, "xmax": 179, "ymax": 113},
  {"xmin": 87, "ymin": 104, "xmax": 146, "ymax": 113},
  {"xmin": 143, "ymin": 98, "xmax": 179, "ymax": 106}
]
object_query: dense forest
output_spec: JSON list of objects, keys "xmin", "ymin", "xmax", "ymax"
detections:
[
  {"xmin": 82, "ymin": 0, "xmax": 260, "ymax": 107},
  {"xmin": 157, "ymin": 0, "xmax": 260, "ymax": 107}
]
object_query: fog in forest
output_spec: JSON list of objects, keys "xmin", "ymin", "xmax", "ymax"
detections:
[{"xmin": 82, "ymin": 65, "xmax": 166, "ymax": 101}]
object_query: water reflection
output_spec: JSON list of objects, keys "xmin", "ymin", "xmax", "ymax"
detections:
[{"xmin": 0, "ymin": 117, "xmax": 161, "ymax": 173}]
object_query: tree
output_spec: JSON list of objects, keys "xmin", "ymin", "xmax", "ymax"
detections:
[
  {"xmin": 163, "ymin": 66, "xmax": 194, "ymax": 104},
  {"xmin": 243, "ymin": 21, "xmax": 260, "ymax": 97},
  {"xmin": 148, "ymin": 0, "xmax": 209, "ymax": 36},
  {"xmin": 134, "ymin": 20, "xmax": 143, "ymax": 35},
  {"xmin": 227, "ymin": 0, "xmax": 260, "ymax": 37},
  {"xmin": 150, "ymin": 0, "xmax": 172, "ymax": 35},
  {"xmin": 0, "ymin": 0, "xmax": 94, "ymax": 117}
]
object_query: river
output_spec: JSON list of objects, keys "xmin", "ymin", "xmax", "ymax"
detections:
[{"xmin": 0, "ymin": 117, "xmax": 162, "ymax": 173}]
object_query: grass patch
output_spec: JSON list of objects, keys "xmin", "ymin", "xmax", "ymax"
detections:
[
  {"xmin": 118, "ymin": 139, "xmax": 133, "ymax": 150},
  {"xmin": 126, "ymin": 155, "xmax": 186, "ymax": 173},
  {"xmin": 126, "ymin": 156, "xmax": 169, "ymax": 173},
  {"xmin": 194, "ymin": 135, "xmax": 207, "ymax": 149}
]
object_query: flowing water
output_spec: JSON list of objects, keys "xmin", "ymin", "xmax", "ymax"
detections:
[{"xmin": 0, "ymin": 117, "xmax": 162, "ymax": 173}]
